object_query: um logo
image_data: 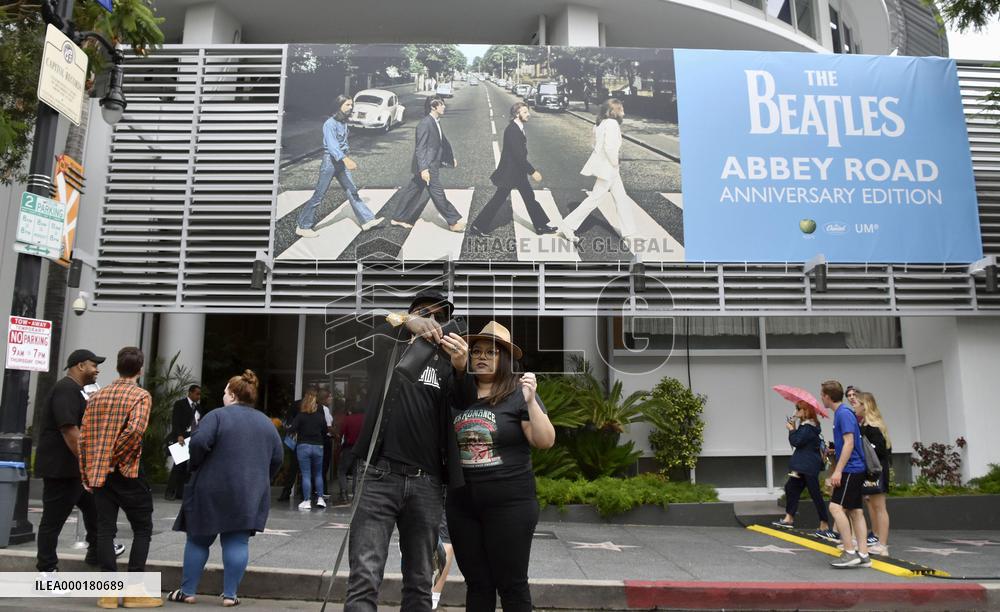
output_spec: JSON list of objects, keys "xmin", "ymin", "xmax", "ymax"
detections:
[{"xmin": 856, "ymin": 223, "xmax": 880, "ymax": 234}]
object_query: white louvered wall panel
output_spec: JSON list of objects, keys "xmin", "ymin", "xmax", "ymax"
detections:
[{"xmin": 94, "ymin": 49, "xmax": 1000, "ymax": 315}]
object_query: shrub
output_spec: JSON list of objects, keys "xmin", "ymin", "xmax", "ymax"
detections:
[
  {"xmin": 911, "ymin": 437, "xmax": 965, "ymax": 487},
  {"xmin": 535, "ymin": 473, "xmax": 719, "ymax": 517},
  {"xmin": 968, "ymin": 463, "xmax": 1000, "ymax": 494},
  {"xmin": 143, "ymin": 352, "xmax": 196, "ymax": 484},
  {"xmin": 646, "ymin": 377, "xmax": 706, "ymax": 475}
]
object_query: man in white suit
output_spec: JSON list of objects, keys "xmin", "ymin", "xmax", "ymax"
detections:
[{"xmin": 558, "ymin": 98, "xmax": 638, "ymax": 245}]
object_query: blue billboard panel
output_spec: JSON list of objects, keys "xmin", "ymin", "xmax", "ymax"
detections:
[{"xmin": 676, "ymin": 49, "xmax": 982, "ymax": 263}]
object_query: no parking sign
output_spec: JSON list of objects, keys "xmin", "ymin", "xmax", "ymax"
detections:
[{"xmin": 5, "ymin": 316, "xmax": 52, "ymax": 372}]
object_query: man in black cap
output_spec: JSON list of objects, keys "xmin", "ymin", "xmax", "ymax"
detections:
[
  {"xmin": 35, "ymin": 349, "xmax": 105, "ymax": 575},
  {"xmin": 345, "ymin": 289, "xmax": 469, "ymax": 612}
]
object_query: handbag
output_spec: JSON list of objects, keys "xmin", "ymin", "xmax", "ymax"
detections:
[
  {"xmin": 283, "ymin": 433, "xmax": 297, "ymax": 451},
  {"xmin": 859, "ymin": 432, "xmax": 883, "ymax": 480}
]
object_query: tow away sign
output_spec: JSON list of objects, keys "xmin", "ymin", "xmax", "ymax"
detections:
[{"xmin": 6, "ymin": 317, "xmax": 52, "ymax": 372}]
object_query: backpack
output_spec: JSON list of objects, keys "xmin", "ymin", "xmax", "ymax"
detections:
[{"xmin": 859, "ymin": 430, "xmax": 883, "ymax": 480}]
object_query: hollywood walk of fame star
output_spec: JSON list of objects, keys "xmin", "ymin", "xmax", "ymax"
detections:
[
  {"xmin": 567, "ymin": 541, "xmax": 638, "ymax": 552},
  {"xmin": 737, "ymin": 545, "xmax": 806, "ymax": 554},
  {"xmin": 905, "ymin": 547, "xmax": 977, "ymax": 556},
  {"xmin": 260, "ymin": 528, "xmax": 300, "ymax": 537},
  {"xmin": 944, "ymin": 539, "xmax": 1000, "ymax": 547}
]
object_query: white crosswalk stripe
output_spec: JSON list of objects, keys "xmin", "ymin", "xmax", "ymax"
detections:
[
  {"xmin": 511, "ymin": 189, "xmax": 580, "ymax": 262},
  {"xmin": 396, "ymin": 189, "xmax": 475, "ymax": 260},
  {"xmin": 582, "ymin": 189, "xmax": 684, "ymax": 262},
  {"xmin": 276, "ymin": 189, "xmax": 312, "ymax": 219},
  {"xmin": 660, "ymin": 192, "xmax": 683, "ymax": 209},
  {"xmin": 276, "ymin": 188, "xmax": 396, "ymax": 261}
]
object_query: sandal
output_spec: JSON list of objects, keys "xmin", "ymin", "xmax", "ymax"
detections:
[
  {"xmin": 222, "ymin": 596, "xmax": 240, "ymax": 607},
  {"xmin": 166, "ymin": 589, "xmax": 196, "ymax": 604}
]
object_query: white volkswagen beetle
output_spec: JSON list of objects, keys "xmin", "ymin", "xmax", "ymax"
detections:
[{"xmin": 349, "ymin": 89, "xmax": 405, "ymax": 132}]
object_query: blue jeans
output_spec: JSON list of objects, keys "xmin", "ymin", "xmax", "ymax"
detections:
[
  {"xmin": 297, "ymin": 154, "xmax": 375, "ymax": 229},
  {"xmin": 297, "ymin": 443, "xmax": 324, "ymax": 501},
  {"xmin": 180, "ymin": 531, "xmax": 251, "ymax": 599},
  {"xmin": 345, "ymin": 462, "xmax": 443, "ymax": 612}
]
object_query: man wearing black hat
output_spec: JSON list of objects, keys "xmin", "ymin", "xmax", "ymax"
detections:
[
  {"xmin": 35, "ymin": 349, "xmax": 105, "ymax": 574},
  {"xmin": 345, "ymin": 289, "xmax": 469, "ymax": 612}
]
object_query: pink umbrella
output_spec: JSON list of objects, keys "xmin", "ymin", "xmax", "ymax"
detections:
[{"xmin": 772, "ymin": 384, "xmax": 829, "ymax": 418}]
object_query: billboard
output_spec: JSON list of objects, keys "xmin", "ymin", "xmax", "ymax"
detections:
[{"xmin": 274, "ymin": 44, "xmax": 980, "ymax": 264}]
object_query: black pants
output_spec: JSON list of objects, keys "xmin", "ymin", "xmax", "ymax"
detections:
[
  {"xmin": 446, "ymin": 472, "xmax": 538, "ymax": 612},
  {"xmin": 473, "ymin": 179, "xmax": 551, "ymax": 234},
  {"xmin": 322, "ymin": 437, "xmax": 333, "ymax": 492},
  {"xmin": 93, "ymin": 471, "xmax": 153, "ymax": 572},
  {"xmin": 394, "ymin": 169, "xmax": 462, "ymax": 226},
  {"xmin": 165, "ymin": 460, "xmax": 189, "ymax": 499},
  {"xmin": 784, "ymin": 472, "xmax": 830, "ymax": 524},
  {"xmin": 36, "ymin": 477, "xmax": 98, "ymax": 571}
]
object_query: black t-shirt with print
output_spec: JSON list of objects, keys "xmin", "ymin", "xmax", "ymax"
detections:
[
  {"xmin": 452, "ymin": 388, "xmax": 546, "ymax": 483},
  {"xmin": 35, "ymin": 376, "xmax": 87, "ymax": 479}
]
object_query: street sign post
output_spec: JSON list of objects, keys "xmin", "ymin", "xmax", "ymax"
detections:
[
  {"xmin": 36, "ymin": 24, "xmax": 88, "ymax": 126},
  {"xmin": 5, "ymin": 317, "xmax": 52, "ymax": 373},
  {"xmin": 15, "ymin": 192, "xmax": 66, "ymax": 262}
]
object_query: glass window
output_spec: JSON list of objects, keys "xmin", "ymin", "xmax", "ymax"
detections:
[
  {"xmin": 767, "ymin": 0, "xmax": 793, "ymax": 25},
  {"xmin": 764, "ymin": 317, "xmax": 901, "ymax": 349},
  {"xmin": 829, "ymin": 6, "xmax": 842, "ymax": 53},
  {"xmin": 737, "ymin": 0, "xmax": 764, "ymax": 8},
  {"xmin": 843, "ymin": 24, "xmax": 854, "ymax": 54},
  {"xmin": 624, "ymin": 316, "xmax": 761, "ymax": 350},
  {"xmin": 795, "ymin": 0, "xmax": 817, "ymax": 39}
]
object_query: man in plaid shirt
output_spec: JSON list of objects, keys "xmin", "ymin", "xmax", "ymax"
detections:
[{"xmin": 80, "ymin": 346, "xmax": 163, "ymax": 609}]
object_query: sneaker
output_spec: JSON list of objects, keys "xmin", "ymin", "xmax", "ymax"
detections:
[
  {"xmin": 869, "ymin": 543, "xmax": 889, "ymax": 556},
  {"xmin": 297, "ymin": 500, "xmax": 312, "ymax": 511},
  {"xmin": 836, "ymin": 538, "xmax": 858, "ymax": 551},
  {"xmin": 295, "ymin": 227, "xmax": 318, "ymax": 238},
  {"xmin": 390, "ymin": 219, "xmax": 413, "ymax": 229},
  {"xmin": 448, "ymin": 221, "xmax": 467, "ymax": 232},
  {"xmin": 771, "ymin": 519, "xmax": 795, "ymax": 529},
  {"xmin": 361, "ymin": 217, "xmax": 384, "ymax": 231},
  {"xmin": 857, "ymin": 554, "xmax": 872, "ymax": 568},
  {"xmin": 866, "ymin": 533, "xmax": 880, "ymax": 546},
  {"xmin": 814, "ymin": 529, "xmax": 839, "ymax": 542},
  {"xmin": 315, "ymin": 496, "xmax": 327, "ymax": 508},
  {"xmin": 115, "ymin": 542, "xmax": 126, "ymax": 557},
  {"xmin": 830, "ymin": 551, "xmax": 862, "ymax": 568}
]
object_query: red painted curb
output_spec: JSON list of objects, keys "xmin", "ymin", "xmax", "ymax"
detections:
[{"xmin": 623, "ymin": 581, "xmax": 987, "ymax": 610}]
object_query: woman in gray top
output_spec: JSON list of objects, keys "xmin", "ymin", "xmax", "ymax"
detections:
[{"xmin": 168, "ymin": 370, "xmax": 283, "ymax": 606}]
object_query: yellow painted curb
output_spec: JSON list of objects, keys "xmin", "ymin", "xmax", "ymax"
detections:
[{"xmin": 746, "ymin": 524, "xmax": 950, "ymax": 578}]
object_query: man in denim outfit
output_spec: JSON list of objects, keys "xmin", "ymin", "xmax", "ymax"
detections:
[
  {"xmin": 296, "ymin": 95, "xmax": 383, "ymax": 238},
  {"xmin": 345, "ymin": 289, "xmax": 468, "ymax": 612}
]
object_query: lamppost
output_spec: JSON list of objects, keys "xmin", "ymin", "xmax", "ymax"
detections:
[{"xmin": 0, "ymin": 0, "xmax": 127, "ymax": 544}]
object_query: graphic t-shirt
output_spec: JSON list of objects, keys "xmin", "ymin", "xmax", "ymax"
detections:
[
  {"xmin": 453, "ymin": 389, "xmax": 546, "ymax": 482},
  {"xmin": 833, "ymin": 404, "xmax": 866, "ymax": 474}
]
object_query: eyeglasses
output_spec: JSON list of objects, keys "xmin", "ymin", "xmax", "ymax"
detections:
[{"xmin": 471, "ymin": 348, "xmax": 498, "ymax": 358}]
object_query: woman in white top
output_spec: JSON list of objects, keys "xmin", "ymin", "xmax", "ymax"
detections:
[{"xmin": 558, "ymin": 98, "xmax": 638, "ymax": 244}]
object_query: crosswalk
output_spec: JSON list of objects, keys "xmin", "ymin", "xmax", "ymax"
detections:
[{"xmin": 275, "ymin": 188, "xmax": 684, "ymax": 262}]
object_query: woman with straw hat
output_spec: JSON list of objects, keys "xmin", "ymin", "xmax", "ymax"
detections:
[{"xmin": 447, "ymin": 321, "xmax": 555, "ymax": 612}]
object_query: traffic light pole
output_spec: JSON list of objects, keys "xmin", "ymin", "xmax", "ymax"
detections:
[{"xmin": 0, "ymin": 0, "xmax": 75, "ymax": 546}]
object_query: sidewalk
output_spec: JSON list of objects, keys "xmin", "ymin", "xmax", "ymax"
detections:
[
  {"xmin": 2, "ymin": 497, "xmax": 999, "ymax": 610},
  {"xmin": 565, "ymin": 101, "xmax": 681, "ymax": 162}
]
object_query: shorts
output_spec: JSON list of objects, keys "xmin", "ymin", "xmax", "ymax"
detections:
[
  {"xmin": 830, "ymin": 472, "xmax": 865, "ymax": 510},
  {"xmin": 862, "ymin": 469, "xmax": 888, "ymax": 496}
]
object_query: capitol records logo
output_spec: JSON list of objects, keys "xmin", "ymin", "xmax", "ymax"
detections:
[{"xmin": 825, "ymin": 222, "xmax": 848, "ymax": 235}]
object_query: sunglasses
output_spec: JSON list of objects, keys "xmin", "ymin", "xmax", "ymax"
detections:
[{"xmin": 415, "ymin": 306, "xmax": 450, "ymax": 323}]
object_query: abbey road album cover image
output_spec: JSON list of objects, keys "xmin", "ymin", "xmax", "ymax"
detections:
[
  {"xmin": 274, "ymin": 44, "xmax": 683, "ymax": 264},
  {"xmin": 273, "ymin": 44, "xmax": 980, "ymax": 265}
]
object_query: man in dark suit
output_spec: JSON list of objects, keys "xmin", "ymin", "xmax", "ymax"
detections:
[
  {"xmin": 471, "ymin": 101, "xmax": 556, "ymax": 236},
  {"xmin": 165, "ymin": 384, "xmax": 201, "ymax": 500},
  {"xmin": 391, "ymin": 96, "xmax": 466, "ymax": 232}
]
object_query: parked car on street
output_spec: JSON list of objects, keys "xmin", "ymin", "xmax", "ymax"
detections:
[
  {"xmin": 513, "ymin": 83, "xmax": 532, "ymax": 98},
  {"xmin": 436, "ymin": 82, "xmax": 454, "ymax": 98},
  {"xmin": 469, "ymin": 77, "xmax": 479, "ymax": 86},
  {"xmin": 349, "ymin": 89, "xmax": 405, "ymax": 132},
  {"xmin": 533, "ymin": 81, "xmax": 569, "ymax": 112},
  {"xmin": 497, "ymin": 79, "xmax": 508, "ymax": 88}
]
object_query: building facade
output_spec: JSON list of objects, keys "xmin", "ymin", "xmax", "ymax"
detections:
[{"xmin": 3, "ymin": 0, "xmax": 998, "ymax": 494}]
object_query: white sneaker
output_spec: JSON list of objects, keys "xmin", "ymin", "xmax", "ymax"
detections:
[
  {"xmin": 869, "ymin": 543, "xmax": 888, "ymax": 556},
  {"xmin": 361, "ymin": 217, "xmax": 384, "ymax": 231},
  {"xmin": 297, "ymin": 500, "xmax": 312, "ymax": 511},
  {"xmin": 37, "ymin": 571, "xmax": 69, "ymax": 596},
  {"xmin": 295, "ymin": 227, "xmax": 318, "ymax": 238},
  {"xmin": 315, "ymin": 497, "xmax": 327, "ymax": 508}
]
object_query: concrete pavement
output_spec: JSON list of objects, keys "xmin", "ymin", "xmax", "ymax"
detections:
[{"xmin": 2, "ymin": 495, "xmax": 999, "ymax": 610}]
